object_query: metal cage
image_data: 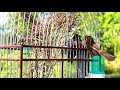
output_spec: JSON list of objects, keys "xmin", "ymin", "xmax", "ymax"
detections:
[{"xmin": 0, "ymin": 12, "xmax": 102, "ymax": 78}]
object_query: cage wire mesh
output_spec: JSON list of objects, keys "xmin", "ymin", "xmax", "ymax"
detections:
[{"xmin": 0, "ymin": 12, "xmax": 102, "ymax": 78}]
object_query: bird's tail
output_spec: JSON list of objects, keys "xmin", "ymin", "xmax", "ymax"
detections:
[
  {"xmin": 100, "ymin": 52, "xmax": 116, "ymax": 61},
  {"xmin": 91, "ymin": 44, "xmax": 116, "ymax": 61}
]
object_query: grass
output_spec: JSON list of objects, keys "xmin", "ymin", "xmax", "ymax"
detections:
[{"xmin": 105, "ymin": 73, "xmax": 120, "ymax": 78}]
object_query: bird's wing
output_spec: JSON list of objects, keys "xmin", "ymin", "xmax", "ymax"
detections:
[
  {"xmin": 91, "ymin": 44, "xmax": 116, "ymax": 61},
  {"xmin": 90, "ymin": 46, "xmax": 102, "ymax": 56}
]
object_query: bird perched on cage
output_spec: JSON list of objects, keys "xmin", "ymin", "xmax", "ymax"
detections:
[{"xmin": 85, "ymin": 36, "xmax": 116, "ymax": 61}]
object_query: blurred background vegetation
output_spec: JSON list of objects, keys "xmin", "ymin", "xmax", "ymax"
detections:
[{"xmin": 97, "ymin": 12, "xmax": 120, "ymax": 78}]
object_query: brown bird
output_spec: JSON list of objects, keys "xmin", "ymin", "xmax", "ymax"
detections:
[{"xmin": 85, "ymin": 36, "xmax": 116, "ymax": 61}]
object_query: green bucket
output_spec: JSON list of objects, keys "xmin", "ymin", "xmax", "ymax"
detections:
[
  {"xmin": 23, "ymin": 47, "xmax": 31, "ymax": 56},
  {"xmin": 91, "ymin": 55, "xmax": 105, "ymax": 74}
]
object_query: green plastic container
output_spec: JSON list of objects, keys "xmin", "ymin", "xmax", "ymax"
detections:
[
  {"xmin": 91, "ymin": 55, "xmax": 105, "ymax": 74},
  {"xmin": 23, "ymin": 47, "xmax": 31, "ymax": 56}
]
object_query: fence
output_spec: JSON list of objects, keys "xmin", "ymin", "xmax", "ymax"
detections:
[
  {"xmin": 0, "ymin": 12, "xmax": 102, "ymax": 78},
  {"xmin": 0, "ymin": 43, "xmax": 94, "ymax": 78}
]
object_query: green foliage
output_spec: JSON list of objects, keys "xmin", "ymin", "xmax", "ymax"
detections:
[
  {"xmin": 99, "ymin": 12, "xmax": 120, "ymax": 56},
  {"xmin": 74, "ymin": 12, "xmax": 102, "ymax": 43},
  {"xmin": 98, "ymin": 12, "xmax": 120, "ymax": 78},
  {"xmin": 105, "ymin": 73, "xmax": 120, "ymax": 78},
  {"xmin": 105, "ymin": 64, "xmax": 115, "ymax": 74}
]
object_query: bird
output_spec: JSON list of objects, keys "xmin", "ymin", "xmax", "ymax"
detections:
[{"xmin": 84, "ymin": 36, "xmax": 116, "ymax": 61}]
